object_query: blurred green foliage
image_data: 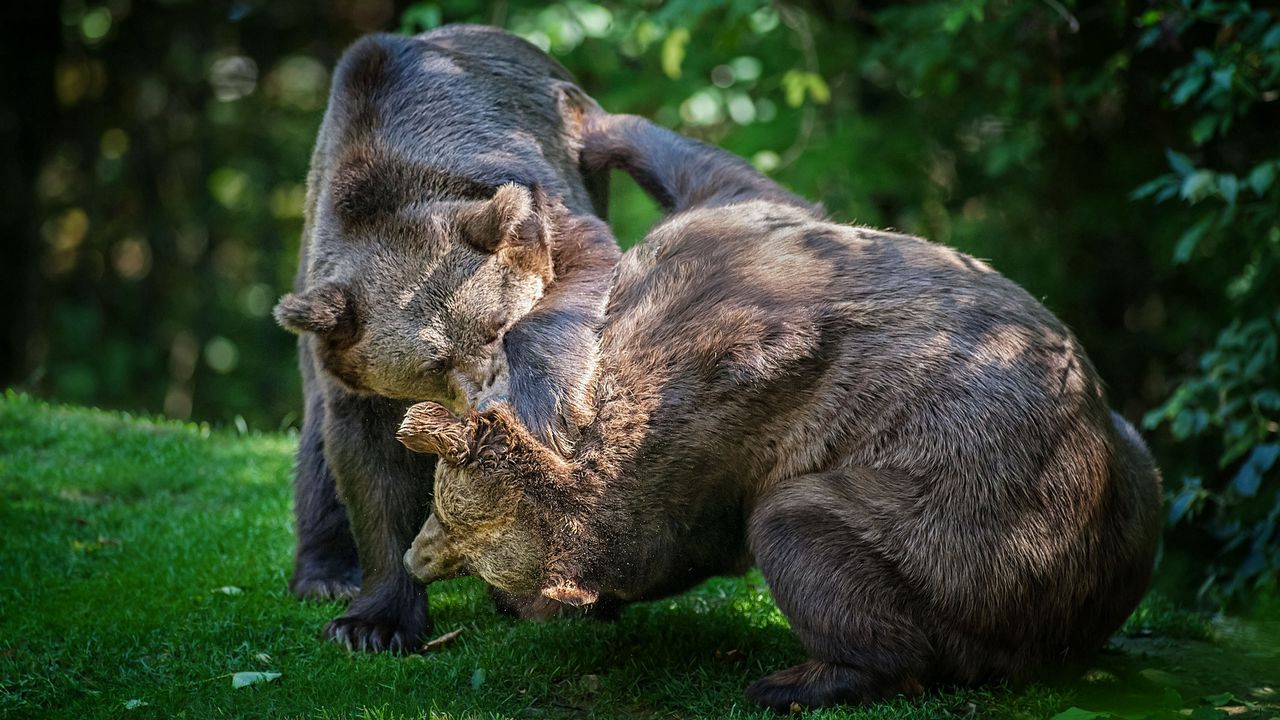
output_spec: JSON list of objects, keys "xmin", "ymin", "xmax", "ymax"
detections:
[
  {"xmin": 1133, "ymin": 0, "xmax": 1280, "ymax": 601},
  {"xmin": 3, "ymin": 0, "xmax": 1276, "ymax": 601}
]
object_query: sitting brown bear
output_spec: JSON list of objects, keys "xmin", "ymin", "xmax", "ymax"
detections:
[
  {"xmin": 396, "ymin": 113, "xmax": 1163, "ymax": 709},
  {"xmin": 272, "ymin": 26, "xmax": 618, "ymax": 653}
]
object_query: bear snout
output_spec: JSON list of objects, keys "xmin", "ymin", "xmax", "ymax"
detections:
[
  {"xmin": 402, "ymin": 547, "xmax": 423, "ymax": 580},
  {"xmin": 404, "ymin": 513, "xmax": 467, "ymax": 583}
]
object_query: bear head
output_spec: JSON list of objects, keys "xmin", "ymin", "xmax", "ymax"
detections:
[
  {"xmin": 274, "ymin": 144, "xmax": 557, "ymax": 402},
  {"xmin": 395, "ymin": 401, "xmax": 599, "ymax": 606}
]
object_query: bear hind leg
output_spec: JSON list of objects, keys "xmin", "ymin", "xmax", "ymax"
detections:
[
  {"xmin": 747, "ymin": 660, "xmax": 925, "ymax": 712},
  {"xmin": 747, "ymin": 469, "xmax": 931, "ymax": 710},
  {"xmin": 289, "ymin": 434, "xmax": 360, "ymax": 601},
  {"xmin": 290, "ymin": 342, "xmax": 360, "ymax": 601}
]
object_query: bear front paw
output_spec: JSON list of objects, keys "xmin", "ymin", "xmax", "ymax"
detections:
[
  {"xmin": 398, "ymin": 402, "xmax": 468, "ymax": 463},
  {"xmin": 323, "ymin": 613, "xmax": 430, "ymax": 654},
  {"xmin": 290, "ymin": 574, "xmax": 360, "ymax": 602}
]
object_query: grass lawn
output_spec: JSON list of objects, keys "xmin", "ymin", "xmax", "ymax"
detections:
[{"xmin": 1, "ymin": 392, "xmax": 1277, "ymax": 719}]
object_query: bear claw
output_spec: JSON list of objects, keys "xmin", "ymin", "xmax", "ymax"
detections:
[{"xmin": 322, "ymin": 615, "xmax": 428, "ymax": 654}]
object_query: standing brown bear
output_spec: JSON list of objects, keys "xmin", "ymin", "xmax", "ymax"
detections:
[
  {"xmin": 397, "ymin": 112, "xmax": 1164, "ymax": 709},
  {"xmin": 273, "ymin": 26, "xmax": 618, "ymax": 653}
]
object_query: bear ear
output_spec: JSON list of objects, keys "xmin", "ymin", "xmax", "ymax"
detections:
[
  {"xmin": 553, "ymin": 80, "xmax": 603, "ymax": 148},
  {"xmin": 397, "ymin": 402, "xmax": 469, "ymax": 462},
  {"xmin": 540, "ymin": 578, "xmax": 598, "ymax": 608},
  {"xmin": 273, "ymin": 283, "xmax": 356, "ymax": 337},
  {"xmin": 458, "ymin": 183, "xmax": 549, "ymax": 254}
]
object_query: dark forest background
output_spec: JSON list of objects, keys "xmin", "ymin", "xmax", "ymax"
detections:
[{"xmin": 1, "ymin": 0, "xmax": 1276, "ymax": 606}]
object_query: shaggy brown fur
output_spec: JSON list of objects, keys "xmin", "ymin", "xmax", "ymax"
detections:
[
  {"xmin": 398, "ymin": 113, "xmax": 1163, "ymax": 708},
  {"xmin": 273, "ymin": 25, "xmax": 619, "ymax": 653}
]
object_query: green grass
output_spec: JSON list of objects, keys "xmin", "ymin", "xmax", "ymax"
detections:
[{"xmin": 1, "ymin": 392, "xmax": 1276, "ymax": 719}]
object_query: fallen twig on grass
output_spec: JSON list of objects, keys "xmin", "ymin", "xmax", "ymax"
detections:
[{"xmin": 422, "ymin": 627, "xmax": 464, "ymax": 653}]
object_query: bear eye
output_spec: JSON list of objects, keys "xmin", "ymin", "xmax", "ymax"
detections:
[{"xmin": 419, "ymin": 357, "xmax": 450, "ymax": 374}]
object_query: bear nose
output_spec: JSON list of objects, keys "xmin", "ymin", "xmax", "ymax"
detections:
[{"xmin": 403, "ymin": 547, "xmax": 422, "ymax": 580}]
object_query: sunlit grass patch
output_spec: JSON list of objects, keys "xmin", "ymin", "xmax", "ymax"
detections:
[{"xmin": 1, "ymin": 392, "xmax": 1274, "ymax": 719}]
